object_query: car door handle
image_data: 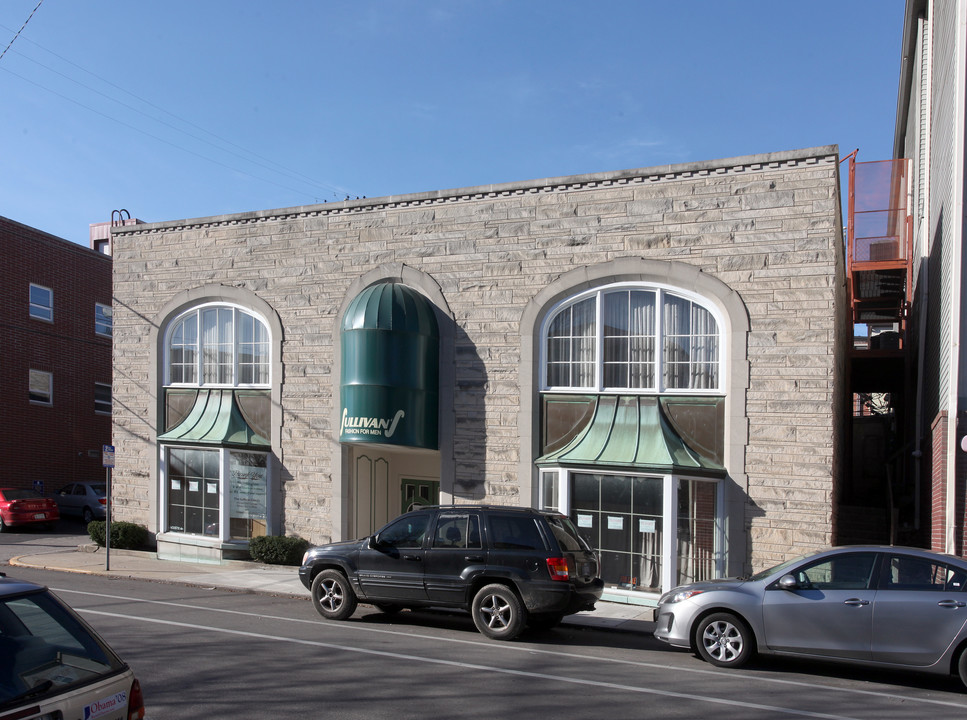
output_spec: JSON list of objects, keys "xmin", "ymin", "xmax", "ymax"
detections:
[
  {"xmin": 402, "ymin": 555, "xmax": 422, "ymax": 562},
  {"xmin": 843, "ymin": 598, "xmax": 870, "ymax": 606},
  {"xmin": 464, "ymin": 555, "xmax": 485, "ymax": 563},
  {"xmin": 938, "ymin": 600, "xmax": 967, "ymax": 609}
]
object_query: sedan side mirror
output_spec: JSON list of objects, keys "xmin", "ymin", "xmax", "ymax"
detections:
[{"xmin": 778, "ymin": 574, "xmax": 799, "ymax": 590}]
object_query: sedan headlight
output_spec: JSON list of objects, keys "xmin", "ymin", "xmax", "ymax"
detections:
[{"xmin": 664, "ymin": 589, "xmax": 704, "ymax": 604}]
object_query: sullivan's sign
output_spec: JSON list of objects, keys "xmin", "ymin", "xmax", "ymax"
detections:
[{"xmin": 340, "ymin": 408, "xmax": 406, "ymax": 439}]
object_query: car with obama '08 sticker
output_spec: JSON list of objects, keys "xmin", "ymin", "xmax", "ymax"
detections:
[
  {"xmin": 0, "ymin": 573, "xmax": 145, "ymax": 719},
  {"xmin": 299, "ymin": 505, "xmax": 603, "ymax": 640}
]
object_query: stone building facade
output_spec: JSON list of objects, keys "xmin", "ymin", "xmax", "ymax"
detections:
[{"xmin": 110, "ymin": 145, "xmax": 845, "ymax": 598}]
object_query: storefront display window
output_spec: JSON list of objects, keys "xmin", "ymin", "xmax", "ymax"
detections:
[
  {"xmin": 541, "ymin": 471, "xmax": 721, "ymax": 594},
  {"xmin": 229, "ymin": 451, "xmax": 267, "ymax": 539},
  {"xmin": 677, "ymin": 478, "xmax": 718, "ymax": 585},
  {"xmin": 166, "ymin": 447, "xmax": 220, "ymax": 536},
  {"xmin": 570, "ymin": 473, "xmax": 664, "ymax": 591},
  {"xmin": 164, "ymin": 447, "xmax": 268, "ymax": 541}
]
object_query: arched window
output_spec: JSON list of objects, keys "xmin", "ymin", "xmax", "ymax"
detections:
[
  {"xmin": 542, "ymin": 285, "xmax": 721, "ymax": 393},
  {"xmin": 166, "ymin": 305, "xmax": 270, "ymax": 387}
]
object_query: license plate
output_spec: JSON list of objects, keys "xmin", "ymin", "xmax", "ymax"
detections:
[{"xmin": 34, "ymin": 513, "xmax": 47, "ymax": 520}]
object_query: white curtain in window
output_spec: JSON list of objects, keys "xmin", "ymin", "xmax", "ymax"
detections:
[
  {"xmin": 203, "ymin": 308, "xmax": 234, "ymax": 385},
  {"xmin": 571, "ymin": 297, "xmax": 595, "ymax": 387},
  {"xmin": 689, "ymin": 304, "xmax": 719, "ymax": 390},
  {"xmin": 544, "ymin": 288, "xmax": 718, "ymax": 392},
  {"xmin": 629, "ymin": 291, "xmax": 655, "ymax": 388},
  {"xmin": 662, "ymin": 295, "xmax": 690, "ymax": 389},
  {"xmin": 238, "ymin": 313, "xmax": 270, "ymax": 385},
  {"xmin": 169, "ymin": 316, "xmax": 198, "ymax": 384}
]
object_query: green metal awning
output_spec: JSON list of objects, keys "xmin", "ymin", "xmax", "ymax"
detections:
[
  {"xmin": 536, "ymin": 395, "xmax": 725, "ymax": 477},
  {"xmin": 340, "ymin": 282, "xmax": 439, "ymax": 450},
  {"xmin": 158, "ymin": 389, "xmax": 270, "ymax": 448}
]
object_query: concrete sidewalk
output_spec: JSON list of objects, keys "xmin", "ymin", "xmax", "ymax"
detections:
[{"xmin": 8, "ymin": 545, "xmax": 657, "ymax": 634}]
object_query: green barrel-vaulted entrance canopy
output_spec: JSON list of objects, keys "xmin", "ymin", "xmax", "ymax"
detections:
[{"xmin": 340, "ymin": 282, "xmax": 439, "ymax": 450}]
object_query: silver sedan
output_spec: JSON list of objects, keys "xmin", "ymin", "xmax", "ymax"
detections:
[{"xmin": 655, "ymin": 545, "xmax": 967, "ymax": 687}]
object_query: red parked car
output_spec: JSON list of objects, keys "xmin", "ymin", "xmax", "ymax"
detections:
[{"xmin": 0, "ymin": 488, "xmax": 59, "ymax": 532}]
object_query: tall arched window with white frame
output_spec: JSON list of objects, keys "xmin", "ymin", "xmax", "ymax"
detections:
[
  {"xmin": 159, "ymin": 303, "xmax": 273, "ymax": 543},
  {"xmin": 538, "ymin": 283, "xmax": 727, "ymax": 596}
]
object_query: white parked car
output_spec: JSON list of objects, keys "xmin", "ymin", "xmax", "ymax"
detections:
[{"xmin": 0, "ymin": 573, "xmax": 145, "ymax": 719}]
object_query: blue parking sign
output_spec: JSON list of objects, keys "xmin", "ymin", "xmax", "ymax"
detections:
[{"xmin": 102, "ymin": 445, "xmax": 115, "ymax": 468}]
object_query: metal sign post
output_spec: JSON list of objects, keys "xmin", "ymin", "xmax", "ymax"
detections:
[{"xmin": 102, "ymin": 445, "xmax": 115, "ymax": 571}]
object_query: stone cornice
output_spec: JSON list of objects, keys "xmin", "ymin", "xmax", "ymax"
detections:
[{"xmin": 114, "ymin": 145, "xmax": 839, "ymax": 236}]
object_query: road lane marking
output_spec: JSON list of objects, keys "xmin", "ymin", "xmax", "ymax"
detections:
[
  {"xmin": 78, "ymin": 607, "xmax": 857, "ymax": 720},
  {"xmin": 58, "ymin": 588, "xmax": 967, "ymax": 712}
]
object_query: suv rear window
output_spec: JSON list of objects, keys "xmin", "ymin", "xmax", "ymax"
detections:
[
  {"xmin": 545, "ymin": 515, "xmax": 592, "ymax": 553},
  {"xmin": 488, "ymin": 514, "xmax": 546, "ymax": 550}
]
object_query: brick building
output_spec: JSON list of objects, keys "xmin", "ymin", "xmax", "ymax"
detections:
[
  {"xmin": 110, "ymin": 145, "xmax": 846, "ymax": 601},
  {"xmin": 0, "ymin": 216, "xmax": 113, "ymax": 496}
]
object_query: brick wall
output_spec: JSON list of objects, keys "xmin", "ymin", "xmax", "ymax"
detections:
[
  {"xmin": 111, "ymin": 146, "xmax": 844, "ymax": 570},
  {"xmin": 0, "ymin": 216, "xmax": 113, "ymax": 494}
]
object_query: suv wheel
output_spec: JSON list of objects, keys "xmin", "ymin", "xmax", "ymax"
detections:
[
  {"xmin": 472, "ymin": 583, "xmax": 525, "ymax": 640},
  {"xmin": 311, "ymin": 569, "xmax": 358, "ymax": 621}
]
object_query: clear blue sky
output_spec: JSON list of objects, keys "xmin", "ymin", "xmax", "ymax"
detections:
[{"xmin": 1, "ymin": 0, "xmax": 905, "ymax": 246}]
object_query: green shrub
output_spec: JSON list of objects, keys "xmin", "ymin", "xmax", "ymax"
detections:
[
  {"xmin": 88, "ymin": 521, "xmax": 149, "ymax": 550},
  {"xmin": 248, "ymin": 535, "xmax": 310, "ymax": 565}
]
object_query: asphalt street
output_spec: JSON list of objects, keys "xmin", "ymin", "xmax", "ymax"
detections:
[{"xmin": 3, "ymin": 548, "xmax": 967, "ymax": 719}]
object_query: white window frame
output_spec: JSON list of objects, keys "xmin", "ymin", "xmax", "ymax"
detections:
[
  {"xmin": 540, "ymin": 282, "xmax": 725, "ymax": 395},
  {"xmin": 158, "ymin": 444, "xmax": 273, "ymax": 542},
  {"xmin": 29, "ymin": 369, "xmax": 53, "ymax": 405},
  {"xmin": 95, "ymin": 303, "xmax": 112, "ymax": 337},
  {"xmin": 163, "ymin": 303, "xmax": 271, "ymax": 388},
  {"xmin": 540, "ymin": 467, "xmax": 725, "ymax": 596},
  {"xmin": 94, "ymin": 382, "xmax": 112, "ymax": 415},
  {"xmin": 29, "ymin": 283, "xmax": 53, "ymax": 323}
]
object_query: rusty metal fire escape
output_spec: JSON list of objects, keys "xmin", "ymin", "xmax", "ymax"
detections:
[
  {"xmin": 846, "ymin": 155, "xmax": 913, "ymax": 350},
  {"xmin": 840, "ymin": 153, "xmax": 913, "ymax": 545}
]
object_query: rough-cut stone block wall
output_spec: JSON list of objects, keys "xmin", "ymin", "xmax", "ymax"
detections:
[{"xmin": 111, "ymin": 146, "xmax": 844, "ymax": 570}]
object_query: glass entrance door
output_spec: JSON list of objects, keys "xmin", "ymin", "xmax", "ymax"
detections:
[{"xmin": 402, "ymin": 478, "xmax": 439, "ymax": 513}]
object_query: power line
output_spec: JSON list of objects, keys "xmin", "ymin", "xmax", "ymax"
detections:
[
  {"xmin": 0, "ymin": 62, "xmax": 345, "ymax": 202},
  {"xmin": 4, "ymin": 43, "xmax": 349, "ymax": 199},
  {"xmin": 0, "ymin": 26, "xmax": 350, "ymax": 199},
  {"xmin": 0, "ymin": 8, "xmax": 356, "ymax": 203},
  {"xmin": 0, "ymin": 0, "xmax": 44, "ymax": 64}
]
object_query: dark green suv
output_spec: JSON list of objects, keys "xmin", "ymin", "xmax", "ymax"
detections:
[{"xmin": 298, "ymin": 506, "xmax": 603, "ymax": 640}]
